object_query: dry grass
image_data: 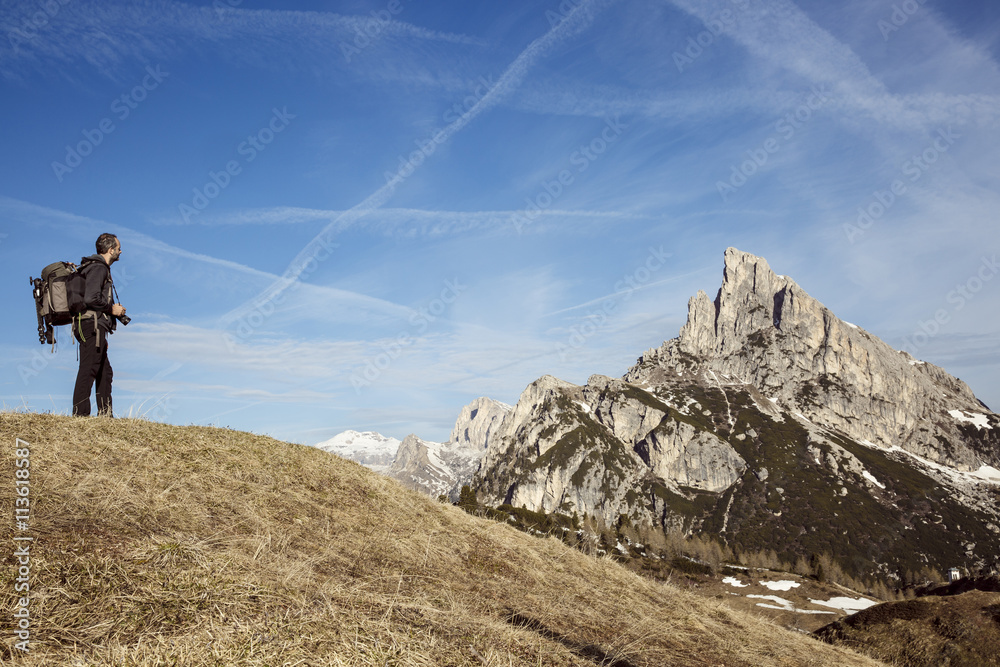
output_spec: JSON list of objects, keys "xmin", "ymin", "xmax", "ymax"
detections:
[
  {"xmin": 816, "ymin": 589, "xmax": 1000, "ymax": 666},
  {"xmin": 0, "ymin": 413, "xmax": 883, "ymax": 666}
]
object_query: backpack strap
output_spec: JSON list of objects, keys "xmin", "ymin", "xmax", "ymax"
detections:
[{"xmin": 76, "ymin": 311, "xmax": 101, "ymax": 348}]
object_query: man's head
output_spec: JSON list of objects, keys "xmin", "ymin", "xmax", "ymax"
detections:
[{"xmin": 96, "ymin": 233, "xmax": 121, "ymax": 265}]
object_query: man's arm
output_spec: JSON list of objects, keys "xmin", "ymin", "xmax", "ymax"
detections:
[{"xmin": 83, "ymin": 263, "xmax": 113, "ymax": 314}]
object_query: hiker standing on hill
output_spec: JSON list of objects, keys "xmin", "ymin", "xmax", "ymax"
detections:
[{"xmin": 72, "ymin": 233, "xmax": 126, "ymax": 417}]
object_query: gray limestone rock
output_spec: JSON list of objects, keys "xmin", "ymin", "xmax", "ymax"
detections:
[{"xmin": 626, "ymin": 247, "xmax": 999, "ymax": 470}]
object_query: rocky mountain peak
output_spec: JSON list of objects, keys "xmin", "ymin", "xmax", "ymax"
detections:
[
  {"xmin": 628, "ymin": 247, "xmax": 998, "ymax": 469},
  {"xmin": 679, "ymin": 247, "xmax": 814, "ymax": 358},
  {"xmin": 466, "ymin": 246, "xmax": 999, "ymax": 587},
  {"xmin": 448, "ymin": 396, "xmax": 511, "ymax": 452}
]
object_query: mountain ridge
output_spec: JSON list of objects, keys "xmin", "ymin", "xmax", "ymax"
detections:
[
  {"xmin": 472, "ymin": 247, "xmax": 1000, "ymax": 584},
  {"xmin": 321, "ymin": 397, "xmax": 512, "ymax": 499}
]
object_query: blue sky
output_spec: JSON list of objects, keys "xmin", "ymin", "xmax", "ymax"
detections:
[{"xmin": 2, "ymin": 0, "xmax": 999, "ymax": 446}]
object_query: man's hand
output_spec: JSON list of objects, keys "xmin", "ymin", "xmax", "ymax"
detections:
[{"xmin": 112, "ymin": 304, "xmax": 126, "ymax": 317}]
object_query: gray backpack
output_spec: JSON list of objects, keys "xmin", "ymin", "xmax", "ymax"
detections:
[{"xmin": 30, "ymin": 261, "xmax": 88, "ymax": 345}]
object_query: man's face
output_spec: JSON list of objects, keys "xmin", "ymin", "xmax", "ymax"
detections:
[{"xmin": 109, "ymin": 241, "xmax": 122, "ymax": 264}]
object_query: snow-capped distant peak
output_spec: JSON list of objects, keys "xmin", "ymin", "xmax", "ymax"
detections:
[
  {"xmin": 313, "ymin": 430, "xmax": 401, "ymax": 472},
  {"xmin": 314, "ymin": 429, "xmax": 401, "ymax": 454}
]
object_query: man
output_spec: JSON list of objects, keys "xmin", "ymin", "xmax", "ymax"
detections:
[{"xmin": 72, "ymin": 233, "xmax": 126, "ymax": 417}]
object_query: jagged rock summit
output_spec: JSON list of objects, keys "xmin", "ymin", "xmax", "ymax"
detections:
[
  {"xmin": 449, "ymin": 396, "xmax": 512, "ymax": 453},
  {"xmin": 390, "ymin": 396, "xmax": 512, "ymax": 499},
  {"xmin": 626, "ymin": 247, "xmax": 998, "ymax": 470},
  {"xmin": 474, "ymin": 247, "xmax": 1000, "ymax": 582}
]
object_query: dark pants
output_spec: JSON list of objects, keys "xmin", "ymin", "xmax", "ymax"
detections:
[{"xmin": 73, "ymin": 318, "xmax": 113, "ymax": 417}]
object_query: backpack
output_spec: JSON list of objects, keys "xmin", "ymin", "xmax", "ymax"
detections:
[{"xmin": 30, "ymin": 261, "xmax": 89, "ymax": 345}]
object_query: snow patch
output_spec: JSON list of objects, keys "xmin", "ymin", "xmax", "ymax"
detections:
[
  {"xmin": 810, "ymin": 596, "xmax": 879, "ymax": 613},
  {"xmin": 761, "ymin": 580, "xmax": 800, "ymax": 592},
  {"xmin": 909, "ymin": 360, "xmax": 925, "ymax": 366},
  {"xmin": 844, "ymin": 321, "xmax": 858, "ymax": 329},
  {"xmin": 748, "ymin": 594, "xmax": 793, "ymax": 607},
  {"xmin": 747, "ymin": 595, "xmax": 835, "ymax": 615},
  {"xmin": 575, "ymin": 401, "xmax": 592, "ymax": 414},
  {"xmin": 862, "ymin": 470, "xmax": 886, "ymax": 489},
  {"xmin": 723, "ymin": 576, "xmax": 748, "ymax": 588},
  {"xmin": 855, "ymin": 439, "xmax": 1000, "ymax": 487},
  {"xmin": 948, "ymin": 409, "xmax": 992, "ymax": 430},
  {"xmin": 973, "ymin": 466, "xmax": 1000, "ymax": 483},
  {"xmin": 677, "ymin": 396, "xmax": 698, "ymax": 415}
]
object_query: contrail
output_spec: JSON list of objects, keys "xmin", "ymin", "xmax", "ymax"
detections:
[{"xmin": 220, "ymin": 0, "xmax": 619, "ymax": 326}]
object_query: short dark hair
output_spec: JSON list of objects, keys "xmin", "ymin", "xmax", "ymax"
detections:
[{"xmin": 96, "ymin": 233, "xmax": 119, "ymax": 254}]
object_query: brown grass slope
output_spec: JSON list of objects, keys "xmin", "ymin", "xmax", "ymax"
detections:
[
  {"xmin": 816, "ymin": 590, "xmax": 1000, "ymax": 666},
  {"xmin": 0, "ymin": 413, "xmax": 882, "ymax": 666}
]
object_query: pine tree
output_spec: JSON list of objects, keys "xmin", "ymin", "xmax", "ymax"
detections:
[{"xmin": 458, "ymin": 485, "xmax": 478, "ymax": 514}]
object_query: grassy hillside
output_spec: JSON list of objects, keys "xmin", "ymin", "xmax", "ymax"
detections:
[
  {"xmin": 0, "ymin": 413, "xmax": 881, "ymax": 666},
  {"xmin": 816, "ymin": 589, "xmax": 1000, "ymax": 666}
]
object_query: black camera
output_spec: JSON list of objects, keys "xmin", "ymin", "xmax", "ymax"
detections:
[{"xmin": 117, "ymin": 314, "xmax": 131, "ymax": 326}]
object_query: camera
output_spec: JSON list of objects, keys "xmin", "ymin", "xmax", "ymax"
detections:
[{"xmin": 117, "ymin": 314, "xmax": 131, "ymax": 326}]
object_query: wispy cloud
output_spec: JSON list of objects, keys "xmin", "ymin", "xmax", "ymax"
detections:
[
  {"xmin": 221, "ymin": 0, "xmax": 621, "ymax": 324},
  {"xmin": 2, "ymin": 196, "xmax": 415, "ymax": 324},
  {"xmin": 153, "ymin": 205, "xmax": 662, "ymax": 235},
  {"xmin": 0, "ymin": 0, "xmax": 483, "ymax": 82},
  {"xmin": 666, "ymin": 0, "xmax": 1000, "ymax": 133}
]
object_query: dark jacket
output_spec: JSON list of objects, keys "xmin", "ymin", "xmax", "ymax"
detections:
[{"xmin": 78, "ymin": 255, "xmax": 116, "ymax": 333}]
